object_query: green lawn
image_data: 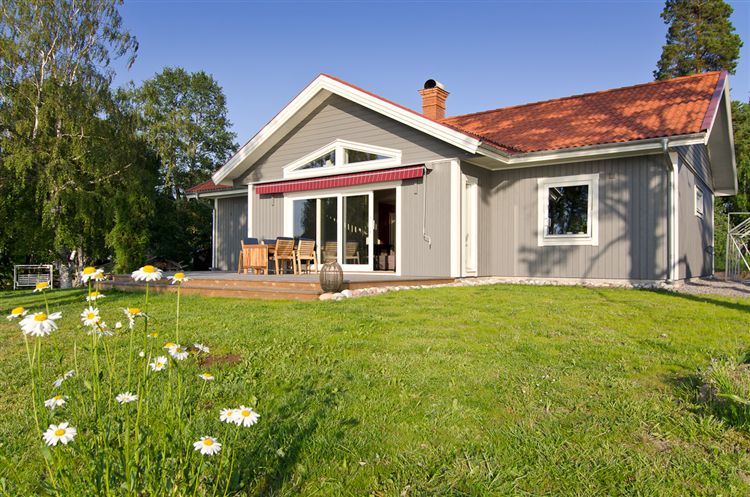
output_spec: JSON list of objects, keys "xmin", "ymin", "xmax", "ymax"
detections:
[{"xmin": 2, "ymin": 284, "xmax": 750, "ymax": 496}]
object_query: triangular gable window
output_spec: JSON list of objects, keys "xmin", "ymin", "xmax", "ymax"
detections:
[
  {"xmin": 298, "ymin": 150, "xmax": 336, "ymax": 171},
  {"xmin": 284, "ymin": 140, "xmax": 402, "ymax": 178}
]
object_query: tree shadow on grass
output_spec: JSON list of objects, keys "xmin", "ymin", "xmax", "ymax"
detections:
[
  {"xmin": 641, "ymin": 288, "xmax": 750, "ymax": 314},
  {"xmin": 228, "ymin": 382, "xmax": 348, "ymax": 495}
]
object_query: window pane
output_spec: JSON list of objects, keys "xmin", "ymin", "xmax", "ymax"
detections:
[
  {"xmin": 343, "ymin": 194, "xmax": 369, "ymax": 265},
  {"xmin": 299, "ymin": 150, "xmax": 335, "ymax": 170},
  {"xmin": 344, "ymin": 149, "xmax": 387, "ymax": 164},
  {"xmin": 320, "ymin": 197, "xmax": 338, "ymax": 262},
  {"xmin": 547, "ymin": 185, "xmax": 589, "ymax": 235},
  {"xmin": 293, "ymin": 199, "xmax": 317, "ymax": 239}
]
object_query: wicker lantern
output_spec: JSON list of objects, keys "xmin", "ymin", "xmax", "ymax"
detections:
[{"xmin": 320, "ymin": 260, "xmax": 344, "ymax": 293}]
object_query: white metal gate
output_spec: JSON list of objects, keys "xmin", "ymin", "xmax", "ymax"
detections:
[{"xmin": 726, "ymin": 212, "xmax": 750, "ymax": 281}]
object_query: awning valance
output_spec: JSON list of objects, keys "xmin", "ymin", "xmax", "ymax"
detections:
[{"xmin": 254, "ymin": 165, "xmax": 424, "ymax": 195}]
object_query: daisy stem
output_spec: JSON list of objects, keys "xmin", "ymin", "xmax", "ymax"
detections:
[
  {"xmin": 211, "ymin": 424, "xmax": 231, "ymax": 497},
  {"xmin": 191, "ymin": 455, "xmax": 205, "ymax": 497},
  {"xmin": 22, "ymin": 334, "xmax": 41, "ymax": 436},
  {"xmin": 176, "ymin": 284, "xmax": 181, "ymax": 344},
  {"xmin": 222, "ymin": 429, "xmax": 242, "ymax": 497},
  {"xmin": 42, "ymin": 290, "xmax": 49, "ymax": 316}
]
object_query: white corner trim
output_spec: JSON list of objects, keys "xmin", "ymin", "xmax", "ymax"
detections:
[
  {"xmin": 212, "ymin": 75, "xmax": 480, "ymax": 185},
  {"xmin": 212, "ymin": 198, "xmax": 217, "ymax": 269},
  {"xmin": 282, "ymin": 139, "xmax": 403, "ymax": 179},
  {"xmin": 450, "ymin": 160, "xmax": 461, "ymax": 277},
  {"xmin": 247, "ymin": 184, "xmax": 254, "ymax": 237},
  {"xmin": 669, "ymin": 152, "xmax": 680, "ymax": 281},
  {"xmin": 537, "ymin": 173, "xmax": 599, "ymax": 247}
]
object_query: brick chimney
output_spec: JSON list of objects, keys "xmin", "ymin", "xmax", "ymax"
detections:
[{"xmin": 418, "ymin": 79, "xmax": 449, "ymax": 120}]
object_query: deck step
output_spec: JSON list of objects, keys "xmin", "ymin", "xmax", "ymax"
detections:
[
  {"xmin": 103, "ymin": 274, "xmax": 455, "ymax": 301},
  {"xmin": 102, "ymin": 281, "xmax": 321, "ymax": 301}
]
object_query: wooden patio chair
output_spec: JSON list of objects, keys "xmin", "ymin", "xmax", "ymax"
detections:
[
  {"xmin": 345, "ymin": 241, "xmax": 361, "ymax": 264},
  {"xmin": 296, "ymin": 239, "xmax": 318, "ymax": 274},
  {"xmin": 237, "ymin": 237, "xmax": 258, "ymax": 273},
  {"xmin": 322, "ymin": 241, "xmax": 338, "ymax": 263},
  {"xmin": 272, "ymin": 237, "xmax": 297, "ymax": 275}
]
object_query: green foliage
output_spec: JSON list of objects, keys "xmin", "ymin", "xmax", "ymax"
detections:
[
  {"xmin": 3, "ymin": 278, "xmax": 253, "ymax": 495},
  {"xmin": 0, "ymin": 0, "xmax": 155, "ymax": 277},
  {"xmin": 148, "ymin": 195, "xmax": 213, "ymax": 267},
  {"xmin": 697, "ymin": 355, "xmax": 750, "ymax": 430},
  {"xmin": 2, "ymin": 284, "xmax": 750, "ymax": 495},
  {"xmin": 131, "ymin": 67, "xmax": 237, "ymax": 197},
  {"xmin": 654, "ymin": 0, "xmax": 742, "ymax": 80},
  {"xmin": 129, "ymin": 67, "xmax": 237, "ymax": 269}
]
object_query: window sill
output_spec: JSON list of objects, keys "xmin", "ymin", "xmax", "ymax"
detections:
[{"xmin": 538, "ymin": 236, "xmax": 598, "ymax": 247}]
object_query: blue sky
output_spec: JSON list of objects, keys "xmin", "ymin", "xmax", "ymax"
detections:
[{"xmin": 114, "ymin": 0, "xmax": 749, "ymax": 142}]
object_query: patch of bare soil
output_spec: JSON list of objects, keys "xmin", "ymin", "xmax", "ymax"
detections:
[{"xmin": 199, "ymin": 353, "xmax": 242, "ymax": 367}]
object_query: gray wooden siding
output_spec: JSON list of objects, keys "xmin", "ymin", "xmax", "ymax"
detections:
[
  {"xmin": 475, "ymin": 156, "xmax": 669, "ymax": 280},
  {"xmin": 252, "ymin": 193, "xmax": 284, "ymax": 239},
  {"xmin": 215, "ymin": 195, "xmax": 247, "ymax": 271},
  {"xmin": 676, "ymin": 144, "xmax": 713, "ymax": 190},
  {"xmin": 678, "ymin": 159, "xmax": 714, "ymax": 278},
  {"xmin": 400, "ymin": 161, "xmax": 453, "ymax": 276},
  {"xmin": 237, "ymin": 94, "xmax": 466, "ymax": 184}
]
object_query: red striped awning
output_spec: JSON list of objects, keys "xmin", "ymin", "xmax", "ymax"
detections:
[{"xmin": 254, "ymin": 165, "xmax": 424, "ymax": 195}]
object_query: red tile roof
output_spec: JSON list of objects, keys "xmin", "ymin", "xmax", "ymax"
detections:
[
  {"xmin": 185, "ymin": 179, "xmax": 234, "ymax": 194},
  {"xmin": 441, "ymin": 71, "xmax": 725, "ymax": 153}
]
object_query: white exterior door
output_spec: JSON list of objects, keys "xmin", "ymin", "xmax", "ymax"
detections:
[{"xmin": 462, "ymin": 175, "xmax": 478, "ymax": 276}]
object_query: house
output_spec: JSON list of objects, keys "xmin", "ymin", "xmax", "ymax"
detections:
[{"xmin": 187, "ymin": 71, "xmax": 736, "ymax": 283}]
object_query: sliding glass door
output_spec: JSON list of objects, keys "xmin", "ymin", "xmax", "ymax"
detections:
[{"xmin": 291, "ymin": 192, "xmax": 373, "ymax": 271}]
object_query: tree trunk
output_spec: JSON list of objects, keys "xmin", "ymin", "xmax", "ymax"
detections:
[{"xmin": 56, "ymin": 259, "xmax": 73, "ymax": 289}]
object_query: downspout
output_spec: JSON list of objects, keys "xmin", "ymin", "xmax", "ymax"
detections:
[
  {"xmin": 661, "ymin": 138, "xmax": 674, "ymax": 283},
  {"xmin": 422, "ymin": 165, "xmax": 432, "ymax": 248}
]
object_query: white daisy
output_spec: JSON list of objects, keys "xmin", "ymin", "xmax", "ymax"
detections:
[
  {"xmin": 85, "ymin": 291, "xmax": 105, "ymax": 302},
  {"xmin": 80, "ymin": 307, "xmax": 100, "ymax": 326},
  {"xmin": 33, "ymin": 281, "xmax": 50, "ymax": 292},
  {"xmin": 43, "ymin": 422, "xmax": 76, "ymax": 446},
  {"xmin": 168, "ymin": 272, "xmax": 189, "ymax": 284},
  {"xmin": 123, "ymin": 307, "xmax": 143, "ymax": 329},
  {"xmin": 53, "ymin": 369, "xmax": 75, "ymax": 388},
  {"xmin": 193, "ymin": 436, "xmax": 221, "ymax": 456},
  {"xmin": 138, "ymin": 350, "xmax": 145, "ymax": 358},
  {"xmin": 19, "ymin": 312, "xmax": 62, "ymax": 337},
  {"xmin": 235, "ymin": 406, "xmax": 260, "ymax": 427},
  {"xmin": 198, "ymin": 373, "xmax": 215, "ymax": 381},
  {"xmin": 44, "ymin": 395, "xmax": 67, "ymax": 409},
  {"xmin": 219, "ymin": 408, "xmax": 237, "ymax": 424},
  {"xmin": 115, "ymin": 392, "xmax": 138, "ymax": 404},
  {"xmin": 131, "ymin": 265, "xmax": 163, "ymax": 282},
  {"xmin": 88, "ymin": 322, "xmax": 113, "ymax": 336},
  {"xmin": 80, "ymin": 267, "xmax": 100, "ymax": 284},
  {"xmin": 6, "ymin": 306, "xmax": 27, "ymax": 320},
  {"xmin": 168, "ymin": 345, "xmax": 189, "ymax": 361},
  {"xmin": 149, "ymin": 356, "xmax": 168, "ymax": 372},
  {"xmin": 114, "ymin": 321, "xmax": 122, "ymax": 329},
  {"xmin": 193, "ymin": 343, "xmax": 210, "ymax": 354}
]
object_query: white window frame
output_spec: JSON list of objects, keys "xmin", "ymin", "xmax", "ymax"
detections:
[
  {"xmin": 282, "ymin": 181, "xmax": 403, "ymax": 275},
  {"xmin": 694, "ymin": 185, "xmax": 705, "ymax": 218},
  {"xmin": 282, "ymin": 139, "xmax": 402, "ymax": 180},
  {"xmin": 537, "ymin": 173, "xmax": 599, "ymax": 247}
]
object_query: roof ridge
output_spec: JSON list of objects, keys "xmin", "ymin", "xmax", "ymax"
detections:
[{"xmin": 442, "ymin": 71, "xmax": 722, "ymax": 122}]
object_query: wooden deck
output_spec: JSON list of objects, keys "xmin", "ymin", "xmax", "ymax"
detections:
[{"xmin": 103, "ymin": 272, "xmax": 455, "ymax": 301}]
